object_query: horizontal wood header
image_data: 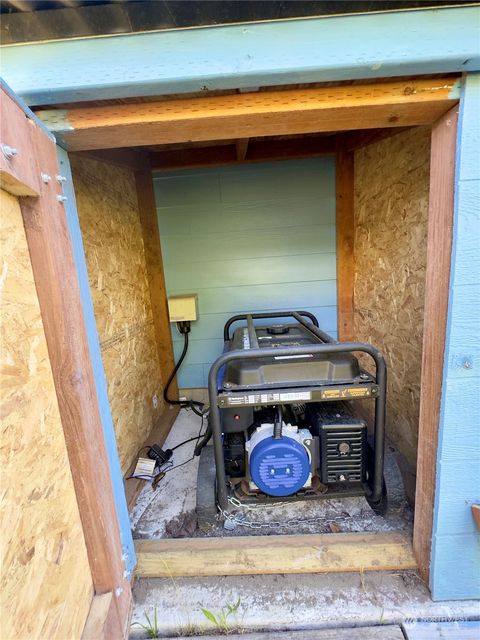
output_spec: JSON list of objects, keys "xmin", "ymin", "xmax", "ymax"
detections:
[{"xmin": 38, "ymin": 77, "xmax": 460, "ymax": 152}]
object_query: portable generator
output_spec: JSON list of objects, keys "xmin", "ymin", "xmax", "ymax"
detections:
[{"xmin": 195, "ymin": 311, "xmax": 387, "ymax": 528}]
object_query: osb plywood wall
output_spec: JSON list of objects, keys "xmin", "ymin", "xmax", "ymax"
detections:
[
  {"xmin": 70, "ymin": 156, "xmax": 164, "ymax": 473},
  {"xmin": 354, "ymin": 127, "xmax": 431, "ymax": 468},
  {"xmin": 0, "ymin": 189, "xmax": 93, "ymax": 640}
]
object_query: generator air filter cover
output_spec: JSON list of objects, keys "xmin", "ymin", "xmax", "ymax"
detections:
[{"xmin": 249, "ymin": 435, "xmax": 310, "ymax": 497}]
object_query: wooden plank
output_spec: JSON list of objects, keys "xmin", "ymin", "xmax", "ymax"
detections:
[
  {"xmin": 413, "ymin": 105, "xmax": 458, "ymax": 584},
  {"xmin": 335, "ymin": 144, "xmax": 355, "ymax": 341},
  {"xmin": 198, "ymin": 628, "xmax": 405, "ymax": 640},
  {"xmin": 150, "ymin": 135, "xmax": 336, "ymax": 171},
  {"xmin": 2, "ymin": 85, "xmax": 132, "ymax": 635},
  {"xmin": 124, "ymin": 405, "xmax": 180, "ymax": 511},
  {"xmin": 135, "ymin": 532, "xmax": 416, "ymax": 578},
  {"xmin": 38, "ymin": 78, "xmax": 460, "ymax": 151},
  {"xmin": 81, "ymin": 592, "xmax": 113, "ymax": 640},
  {"xmin": 0, "ymin": 87, "xmax": 40, "ymax": 196},
  {"xmin": 135, "ymin": 165, "xmax": 178, "ymax": 402}
]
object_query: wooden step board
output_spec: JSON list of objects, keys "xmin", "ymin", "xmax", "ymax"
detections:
[{"xmin": 135, "ymin": 532, "xmax": 416, "ymax": 578}]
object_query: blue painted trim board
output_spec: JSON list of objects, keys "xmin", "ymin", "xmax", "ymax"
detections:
[
  {"xmin": 2, "ymin": 6, "xmax": 479, "ymax": 105},
  {"xmin": 430, "ymin": 73, "xmax": 480, "ymax": 601},
  {"xmin": 57, "ymin": 147, "xmax": 136, "ymax": 577}
]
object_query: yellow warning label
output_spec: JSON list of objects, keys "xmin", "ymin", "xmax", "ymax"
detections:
[{"xmin": 321, "ymin": 387, "xmax": 371, "ymax": 400}]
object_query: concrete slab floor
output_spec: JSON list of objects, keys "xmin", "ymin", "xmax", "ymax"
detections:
[
  {"xmin": 131, "ymin": 409, "xmax": 413, "ymax": 540},
  {"xmin": 130, "ymin": 571, "xmax": 480, "ymax": 638}
]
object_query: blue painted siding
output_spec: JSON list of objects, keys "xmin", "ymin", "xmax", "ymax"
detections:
[
  {"xmin": 430, "ymin": 73, "xmax": 480, "ymax": 601},
  {"xmin": 58, "ymin": 148, "xmax": 136, "ymax": 577},
  {"xmin": 2, "ymin": 6, "xmax": 479, "ymax": 105},
  {"xmin": 155, "ymin": 159, "xmax": 337, "ymax": 388}
]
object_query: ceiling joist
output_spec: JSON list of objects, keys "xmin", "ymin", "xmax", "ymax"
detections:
[{"xmin": 37, "ymin": 77, "xmax": 460, "ymax": 152}]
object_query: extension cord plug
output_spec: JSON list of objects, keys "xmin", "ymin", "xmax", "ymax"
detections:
[{"xmin": 147, "ymin": 445, "xmax": 173, "ymax": 466}]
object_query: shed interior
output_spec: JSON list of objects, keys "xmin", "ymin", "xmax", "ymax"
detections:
[
  {"xmin": 47, "ymin": 72, "xmax": 458, "ymax": 585},
  {"xmin": 68, "ymin": 122, "xmax": 430, "ymax": 523}
]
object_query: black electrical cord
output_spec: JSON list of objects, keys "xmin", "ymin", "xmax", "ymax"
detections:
[
  {"xmin": 163, "ymin": 325, "xmax": 209, "ymax": 418},
  {"xmin": 158, "ymin": 414, "xmax": 205, "ymax": 477}
]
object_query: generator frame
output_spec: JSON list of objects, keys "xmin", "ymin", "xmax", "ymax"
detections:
[{"xmin": 208, "ymin": 311, "xmax": 387, "ymax": 514}]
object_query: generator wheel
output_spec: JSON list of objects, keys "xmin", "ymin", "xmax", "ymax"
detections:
[
  {"xmin": 365, "ymin": 442, "xmax": 388, "ymax": 516},
  {"xmin": 196, "ymin": 445, "xmax": 218, "ymax": 532}
]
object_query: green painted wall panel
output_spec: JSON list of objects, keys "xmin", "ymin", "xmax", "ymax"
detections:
[
  {"xmin": 155, "ymin": 158, "xmax": 336, "ymax": 387},
  {"xmin": 166, "ymin": 253, "xmax": 336, "ymax": 291},
  {"xmin": 162, "ymin": 225, "xmax": 336, "ymax": 263}
]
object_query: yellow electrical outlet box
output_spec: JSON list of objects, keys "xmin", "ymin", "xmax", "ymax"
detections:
[{"xmin": 168, "ymin": 294, "xmax": 198, "ymax": 322}]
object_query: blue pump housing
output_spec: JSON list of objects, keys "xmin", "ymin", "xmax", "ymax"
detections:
[{"xmin": 249, "ymin": 435, "xmax": 310, "ymax": 497}]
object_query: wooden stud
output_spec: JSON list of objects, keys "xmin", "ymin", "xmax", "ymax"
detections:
[
  {"xmin": 38, "ymin": 78, "xmax": 460, "ymax": 151},
  {"xmin": 1, "ymin": 86, "xmax": 132, "ymax": 637},
  {"xmin": 135, "ymin": 532, "xmax": 417, "ymax": 578},
  {"xmin": 413, "ymin": 105, "xmax": 458, "ymax": 584},
  {"xmin": 135, "ymin": 163, "xmax": 178, "ymax": 403},
  {"xmin": 81, "ymin": 592, "xmax": 113, "ymax": 640},
  {"xmin": 236, "ymin": 138, "xmax": 249, "ymax": 162},
  {"xmin": 335, "ymin": 144, "xmax": 355, "ymax": 341}
]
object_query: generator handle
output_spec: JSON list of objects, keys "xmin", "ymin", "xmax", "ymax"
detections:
[
  {"xmin": 208, "ymin": 341, "xmax": 387, "ymax": 513},
  {"xmin": 223, "ymin": 310, "xmax": 319, "ymax": 341},
  {"xmin": 291, "ymin": 311, "xmax": 335, "ymax": 344}
]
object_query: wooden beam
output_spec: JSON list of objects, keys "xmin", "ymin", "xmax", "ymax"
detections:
[
  {"xmin": 236, "ymin": 138, "xmax": 249, "ymax": 162},
  {"xmin": 151, "ymin": 135, "xmax": 336, "ymax": 171},
  {"xmin": 135, "ymin": 164, "xmax": 179, "ymax": 404},
  {"xmin": 1, "ymin": 86, "xmax": 133, "ymax": 636},
  {"xmin": 4, "ymin": 8, "xmax": 477, "ymax": 106},
  {"xmin": 38, "ymin": 78, "xmax": 460, "ymax": 152},
  {"xmin": 335, "ymin": 144, "xmax": 355, "ymax": 341},
  {"xmin": 413, "ymin": 105, "xmax": 458, "ymax": 584},
  {"xmin": 124, "ymin": 406, "xmax": 179, "ymax": 511},
  {"xmin": 73, "ymin": 149, "xmax": 148, "ymax": 173},
  {"xmin": 338, "ymin": 126, "xmax": 413, "ymax": 152},
  {"xmin": 135, "ymin": 532, "xmax": 416, "ymax": 578}
]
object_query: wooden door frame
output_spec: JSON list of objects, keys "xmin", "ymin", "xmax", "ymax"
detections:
[
  {"xmin": 334, "ymin": 106, "xmax": 459, "ymax": 586},
  {"xmin": 15, "ymin": 77, "xmax": 459, "ymax": 588},
  {"xmin": 1, "ymin": 84, "xmax": 133, "ymax": 638}
]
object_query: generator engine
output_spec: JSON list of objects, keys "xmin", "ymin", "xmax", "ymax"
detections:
[
  {"xmin": 222, "ymin": 400, "xmax": 367, "ymax": 499},
  {"xmin": 245, "ymin": 420, "xmax": 314, "ymax": 497}
]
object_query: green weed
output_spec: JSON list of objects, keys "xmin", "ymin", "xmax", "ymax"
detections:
[
  {"xmin": 201, "ymin": 597, "xmax": 241, "ymax": 635},
  {"xmin": 133, "ymin": 607, "xmax": 159, "ymax": 638}
]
